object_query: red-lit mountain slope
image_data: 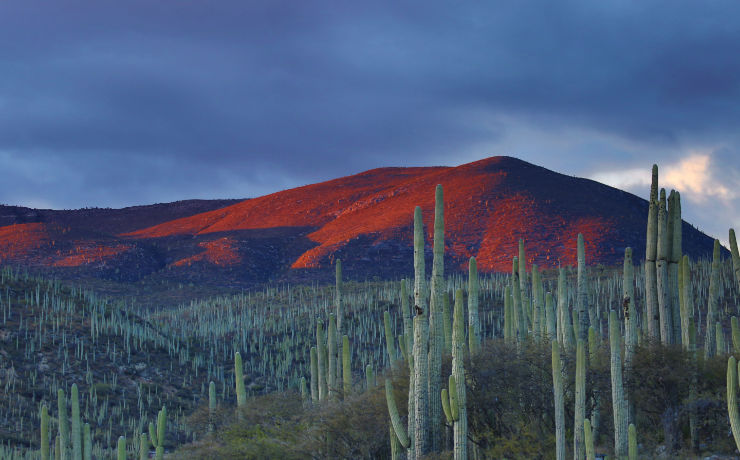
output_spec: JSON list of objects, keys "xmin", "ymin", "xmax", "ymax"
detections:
[{"xmin": 0, "ymin": 156, "xmax": 721, "ymax": 286}]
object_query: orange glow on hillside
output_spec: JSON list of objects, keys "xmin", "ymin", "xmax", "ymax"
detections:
[
  {"xmin": 0, "ymin": 223, "xmax": 50, "ymax": 259},
  {"xmin": 53, "ymin": 242, "xmax": 131, "ymax": 267},
  {"xmin": 171, "ymin": 237, "xmax": 240, "ymax": 267}
]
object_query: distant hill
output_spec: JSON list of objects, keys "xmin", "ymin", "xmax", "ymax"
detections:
[{"xmin": 0, "ymin": 156, "xmax": 721, "ymax": 288}]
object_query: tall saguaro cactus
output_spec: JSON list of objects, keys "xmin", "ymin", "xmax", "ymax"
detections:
[
  {"xmin": 623, "ymin": 248, "xmax": 637, "ymax": 366},
  {"xmin": 574, "ymin": 339, "xmax": 586, "ymax": 460},
  {"xmin": 428, "ymin": 184, "xmax": 445, "ymax": 451},
  {"xmin": 727, "ymin": 356, "xmax": 740, "ymax": 452},
  {"xmin": 71, "ymin": 384, "xmax": 82, "ymax": 460},
  {"xmin": 668, "ymin": 191, "xmax": 683, "ymax": 345},
  {"xmin": 645, "ymin": 164, "xmax": 660, "ymax": 340},
  {"xmin": 576, "ymin": 234, "xmax": 589, "ymax": 342},
  {"xmin": 451, "ymin": 289, "xmax": 467, "ymax": 460},
  {"xmin": 328, "ymin": 314, "xmax": 338, "ymax": 400},
  {"xmin": 335, "ymin": 259, "xmax": 344, "ymax": 392},
  {"xmin": 610, "ymin": 310, "xmax": 628, "ymax": 457},
  {"xmin": 412, "ymin": 206, "xmax": 429, "ymax": 457},
  {"xmin": 730, "ymin": 229, "xmax": 740, "ymax": 289},
  {"xmin": 58, "ymin": 389, "xmax": 69, "ymax": 460},
  {"xmin": 235, "ymin": 352, "xmax": 246, "ymax": 407},
  {"xmin": 41, "ymin": 404, "xmax": 50, "ymax": 460},
  {"xmin": 656, "ymin": 189, "xmax": 673, "ymax": 345},
  {"xmin": 317, "ymin": 320, "xmax": 328, "ymax": 400},
  {"xmin": 552, "ymin": 342, "xmax": 565, "ymax": 460}
]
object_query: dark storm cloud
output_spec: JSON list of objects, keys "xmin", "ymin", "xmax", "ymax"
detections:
[{"xmin": 1, "ymin": 0, "xmax": 739, "ymax": 212}]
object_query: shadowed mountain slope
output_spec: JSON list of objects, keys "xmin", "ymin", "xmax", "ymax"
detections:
[{"xmin": 0, "ymin": 157, "xmax": 721, "ymax": 287}]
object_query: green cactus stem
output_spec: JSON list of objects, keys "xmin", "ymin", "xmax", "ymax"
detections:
[
  {"xmin": 504, "ymin": 285, "xmax": 513, "ymax": 343},
  {"xmin": 83, "ymin": 424, "xmax": 91, "ymax": 460},
  {"xmin": 623, "ymin": 248, "xmax": 637, "ymax": 366},
  {"xmin": 732, "ymin": 317, "xmax": 740, "ymax": 355},
  {"xmin": 577, "ymin": 233, "xmax": 589, "ymax": 341},
  {"xmin": 428, "ymin": 184, "xmax": 445, "ymax": 452},
  {"xmin": 727, "ymin": 355, "xmax": 740, "ymax": 452},
  {"xmin": 669, "ymin": 191, "xmax": 683, "ymax": 345},
  {"xmin": 628, "ymin": 423, "xmax": 637, "ymax": 460},
  {"xmin": 235, "ymin": 351, "xmax": 246, "ymax": 407},
  {"xmin": 41, "ymin": 404, "xmax": 49, "ymax": 460},
  {"xmin": 328, "ymin": 314, "xmax": 338, "ymax": 399},
  {"xmin": 574, "ymin": 339, "xmax": 586, "ymax": 460},
  {"xmin": 139, "ymin": 433, "xmax": 148, "ymax": 460},
  {"xmin": 443, "ymin": 291, "xmax": 452, "ymax": 353},
  {"xmin": 384, "ymin": 311, "xmax": 396, "ymax": 368},
  {"xmin": 731, "ymin": 229, "xmax": 740, "ymax": 288},
  {"xmin": 310, "ymin": 347, "xmax": 318, "ymax": 403},
  {"xmin": 552, "ymin": 341, "xmax": 565, "ymax": 460},
  {"xmin": 117, "ymin": 436, "xmax": 126, "ymax": 460},
  {"xmin": 452, "ymin": 289, "xmax": 467, "ymax": 460},
  {"xmin": 343, "ymin": 335, "xmax": 351, "ymax": 397},
  {"xmin": 317, "ymin": 320, "xmax": 327, "ymax": 400},
  {"xmin": 71, "ymin": 384, "xmax": 81, "ymax": 460},
  {"xmin": 645, "ymin": 164, "xmax": 660, "ymax": 341},
  {"xmin": 610, "ymin": 310, "xmax": 628, "ymax": 457},
  {"xmin": 385, "ymin": 378, "xmax": 411, "ymax": 449},
  {"xmin": 57, "ymin": 389, "xmax": 68, "ymax": 460},
  {"xmin": 584, "ymin": 418, "xmax": 595, "ymax": 460},
  {"xmin": 657, "ymin": 188, "xmax": 673, "ymax": 345},
  {"xmin": 413, "ymin": 205, "xmax": 429, "ymax": 457}
]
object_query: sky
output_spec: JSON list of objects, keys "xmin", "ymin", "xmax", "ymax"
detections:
[{"xmin": 0, "ymin": 1, "xmax": 738, "ymax": 245}]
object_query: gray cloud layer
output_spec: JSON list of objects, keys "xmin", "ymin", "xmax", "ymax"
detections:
[{"xmin": 0, "ymin": 1, "xmax": 738, "ymax": 241}]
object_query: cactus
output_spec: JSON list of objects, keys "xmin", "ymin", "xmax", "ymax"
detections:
[
  {"xmin": 512, "ymin": 257, "xmax": 525, "ymax": 342},
  {"xmin": 732, "ymin": 317, "xmax": 740, "ymax": 355},
  {"xmin": 71, "ymin": 384, "xmax": 81, "ymax": 460},
  {"xmin": 577, "ymin": 233, "xmax": 589, "ymax": 341},
  {"xmin": 412, "ymin": 205, "xmax": 429, "ymax": 457},
  {"xmin": 728, "ymin": 356, "xmax": 740, "ymax": 452},
  {"xmin": 335, "ymin": 259, "xmax": 344, "ymax": 387},
  {"xmin": 468, "ymin": 257, "xmax": 480, "ymax": 354},
  {"xmin": 390, "ymin": 424, "xmax": 405, "ymax": 460},
  {"xmin": 139, "ymin": 433, "xmax": 148, "ymax": 460},
  {"xmin": 731, "ymin": 229, "xmax": 740, "ymax": 288},
  {"xmin": 235, "ymin": 351, "xmax": 246, "ymax": 407},
  {"xmin": 717, "ymin": 322, "xmax": 726, "ymax": 355},
  {"xmin": 366, "ymin": 364, "xmax": 375, "ymax": 389},
  {"xmin": 443, "ymin": 291, "xmax": 452, "ymax": 352},
  {"xmin": 317, "ymin": 320, "xmax": 327, "ymax": 400},
  {"xmin": 705, "ymin": 240, "xmax": 721, "ymax": 359},
  {"xmin": 519, "ymin": 239, "xmax": 530, "ymax": 330},
  {"xmin": 645, "ymin": 164, "xmax": 660, "ymax": 341},
  {"xmin": 628, "ymin": 423, "xmax": 637, "ymax": 460},
  {"xmin": 117, "ymin": 436, "xmax": 126, "ymax": 460},
  {"xmin": 83, "ymin": 424, "xmax": 91, "ymax": 460},
  {"xmin": 428, "ymin": 184, "xmax": 445, "ymax": 451},
  {"xmin": 623, "ymin": 248, "xmax": 637, "ymax": 366},
  {"xmin": 546, "ymin": 292, "xmax": 557, "ymax": 339},
  {"xmin": 209, "ymin": 380, "xmax": 216, "ymax": 430},
  {"xmin": 310, "ymin": 346, "xmax": 318, "ymax": 403},
  {"xmin": 385, "ymin": 378, "xmax": 411, "ymax": 449},
  {"xmin": 147, "ymin": 406, "xmax": 167, "ymax": 460},
  {"xmin": 57, "ymin": 389, "xmax": 68, "ymax": 460},
  {"xmin": 55, "ymin": 436, "xmax": 60, "ymax": 460},
  {"xmin": 588, "ymin": 326, "xmax": 600, "ymax": 442},
  {"xmin": 680, "ymin": 255, "xmax": 693, "ymax": 348},
  {"xmin": 384, "ymin": 311, "xmax": 396, "ymax": 368},
  {"xmin": 584, "ymin": 418, "xmax": 595, "ymax": 460},
  {"xmin": 574, "ymin": 339, "xmax": 586, "ymax": 460},
  {"xmin": 451, "ymin": 288, "xmax": 467, "ymax": 460},
  {"xmin": 656, "ymin": 188, "xmax": 673, "ymax": 345},
  {"xmin": 558, "ymin": 268, "xmax": 574, "ymax": 349},
  {"xmin": 552, "ymin": 341, "xmax": 565, "ymax": 460},
  {"xmin": 343, "ymin": 335, "xmax": 351, "ymax": 396},
  {"xmin": 610, "ymin": 310, "xmax": 628, "ymax": 457},
  {"xmin": 504, "ymin": 285, "xmax": 513, "ymax": 342},
  {"xmin": 669, "ymin": 191, "xmax": 683, "ymax": 345},
  {"xmin": 41, "ymin": 404, "xmax": 49, "ymax": 460},
  {"xmin": 328, "ymin": 314, "xmax": 337, "ymax": 399}
]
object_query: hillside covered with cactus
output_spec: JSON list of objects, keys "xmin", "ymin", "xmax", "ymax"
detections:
[
  {"xmin": 5, "ymin": 163, "xmax": 740, "ymax": 459},
  {"xmin": 0, "ymin": 157, "xmax": 721, "ymax": 301}
]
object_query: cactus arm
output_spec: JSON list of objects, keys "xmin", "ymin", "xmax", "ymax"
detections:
[{"xmin": 385, "ymin": 379, "xmax": 411, "ymax": 449}]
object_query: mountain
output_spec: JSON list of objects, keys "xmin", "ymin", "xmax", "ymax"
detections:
[{"xmin": 0, "ymin": 156, "xmax": 720, "ymax": 289}]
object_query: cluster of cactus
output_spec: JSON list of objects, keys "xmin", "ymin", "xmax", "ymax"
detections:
[
  {"xmin": 40, "ymin": 385, "xmax": 92, "ymax": 460},
  {"xmin": 384, "ymin": 185, "xmax": 471, "ymax": 459}
]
